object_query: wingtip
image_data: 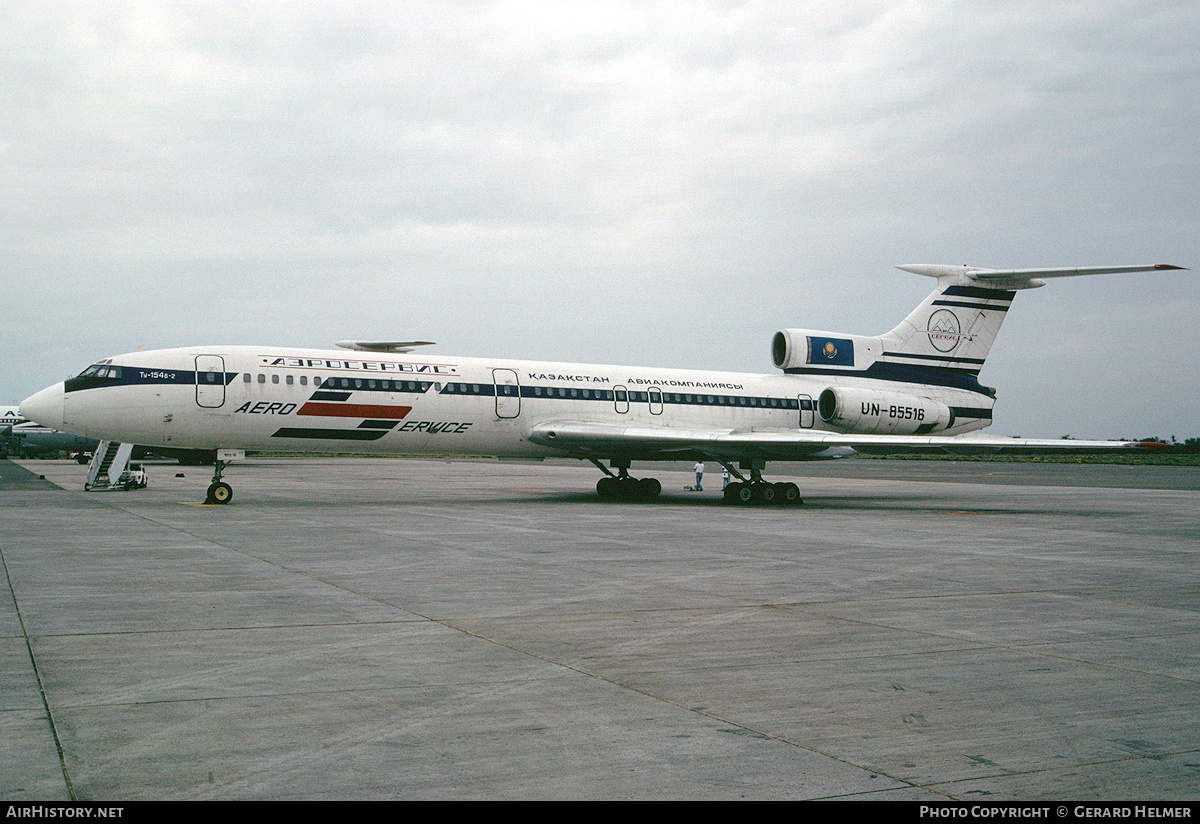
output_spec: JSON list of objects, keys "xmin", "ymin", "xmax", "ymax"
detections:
[{"xmin": 896, "ymin": 263, "xmax": 972, "ymax": 278}]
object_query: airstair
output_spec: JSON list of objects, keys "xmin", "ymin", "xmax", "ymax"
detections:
[{"xmin": 85, "ymin": 441, "xmax": 134, "ymax": 490}]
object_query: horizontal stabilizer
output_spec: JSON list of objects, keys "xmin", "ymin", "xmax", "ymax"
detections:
[
  {"xmin": 898, "ymin": 263, "xmax": 1185, "ymax": 290},
  {"xmin": 335, "ymin": 340, "xmax": 436, "ymax": 353}
]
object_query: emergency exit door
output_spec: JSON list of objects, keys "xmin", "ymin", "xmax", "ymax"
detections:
[{"xmin": 798, "ymin": 394, "xmax": 814, "ymax": 428}]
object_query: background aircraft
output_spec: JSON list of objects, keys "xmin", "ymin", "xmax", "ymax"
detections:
[{"xmin": 6, "ymin": 421, "xmax": 98, "ymax": 460}]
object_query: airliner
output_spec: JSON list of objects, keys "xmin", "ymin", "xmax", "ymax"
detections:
[
  {"xmin": 6, "ymin": 421, "xmax": 98, "ymax": 459},
  {"xmin": 2, "ymin": 407, "xmax": 25, "ymax": 455},
  {"xmin": 19, "ymin": 263, "xmax": 1183, "ymax": 505}
]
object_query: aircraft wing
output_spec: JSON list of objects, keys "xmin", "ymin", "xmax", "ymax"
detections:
[
  {"xmin": 526, "ymin": 421, "xmax": 1161, "ymax": 462},
  {"xmin": 335, "ymin": 340, "xmax": 436, "ymax": 353}
]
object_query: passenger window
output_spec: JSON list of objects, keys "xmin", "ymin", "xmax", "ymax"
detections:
[
  {"xmin": 272, "ymin": 374, "xmax": 279, "ymax": 384},
  {"xmin": 286, "ymin": 375, "xmax": 294, "ymax": 385},
  {"xmin": 243, "ymin": 374, "xmax": 251, "ymax": 383},
  {"xmin": 300, "ymin": 376, "xmax": 307, "ymax": 386},
  {"xmin": 257, "ymin": 374, "xmax": 265, "ymax": 384}
]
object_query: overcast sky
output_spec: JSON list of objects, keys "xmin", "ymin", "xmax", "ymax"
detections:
[{"xmin": 4, "ymin": 0, "xmax": 1196, "ymax": 439}]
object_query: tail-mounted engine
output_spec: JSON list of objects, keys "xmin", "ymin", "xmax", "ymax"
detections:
[
  {"xmin": 771, "ymin": 330, "xmax": 804, "ymax": 369},
  {"xmin": 817, "ymin": 387, "xmax": 953, "ymax": 435},
  {"xmin": 772, "ymin": 329, "xmax": 878, "ymax": 371}
]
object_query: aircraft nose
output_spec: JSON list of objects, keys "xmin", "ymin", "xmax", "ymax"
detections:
[{"xmin": 20, "ymin": 383, "xmax": 65, "ymax": 430}]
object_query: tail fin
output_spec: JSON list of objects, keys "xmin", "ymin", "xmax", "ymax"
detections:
[
  {"xmin": 773, "ymin": 263, "xmax": 1183, "ymax": 396},
  {"xmin": 883, "ymin": 263, "xmax": 1184, "ymax": 377},
  {"xmin": 880, "ymin": 269, "xmax": 1018, "ymax": 379}
]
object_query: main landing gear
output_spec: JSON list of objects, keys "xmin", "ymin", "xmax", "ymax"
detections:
[
  {"xmin": 588, "ymin": 458, "xmax": 801, "ymax": 506},
  {"xmin": 205, "ymin": 459, "xmax": 233, "ymax": 505},
  {"xmin": 720, "ymin": 461, "xmax": 802, "ymax": 506},
  {"xmin": 591, "ymin": 459, "xmax": 662, "ymax": 501}
]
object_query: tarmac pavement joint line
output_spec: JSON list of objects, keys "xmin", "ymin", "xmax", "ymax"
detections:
[
  {"xmin": 86, "ymin": 493, "xmax": 945, "ymax": 798},
  {"xmin": 782, "ymin": 591, "xmax": 1200, "ymax": 689},
  {"xmin": 0, "ymin": 544, "xmax": 76, "ymax": 801},
  {"xmin": 437, "ymin": 614, "xmax": 954, "ymax": 800}
]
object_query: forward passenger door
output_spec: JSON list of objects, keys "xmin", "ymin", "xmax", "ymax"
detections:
[{"xmin": 195, "ymin": 356, "xmax": 226, "ymax": 409}]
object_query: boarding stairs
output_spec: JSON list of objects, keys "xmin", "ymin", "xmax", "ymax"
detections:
[{"xmin": 85, "ymin": 441, "xmax": 133, "ymax": 491}]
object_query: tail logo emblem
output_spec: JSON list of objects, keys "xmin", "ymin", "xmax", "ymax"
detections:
[
  {"xmin": 927, "ymin": 309, "xmax": 962, "ymax": 353},
  {"xmin": 822, "ymin": 341, "xmax": 838, "ymax": 360}
]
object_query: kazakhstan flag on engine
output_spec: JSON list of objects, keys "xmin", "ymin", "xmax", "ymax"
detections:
[{"xmin": 806, "ymin": 336, "xmax": 855, "ymax": 366}]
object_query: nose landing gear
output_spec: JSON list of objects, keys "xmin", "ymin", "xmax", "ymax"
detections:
[{"xmin": 205, "ymin": 459, "xmax": 234, "ymax": 505}]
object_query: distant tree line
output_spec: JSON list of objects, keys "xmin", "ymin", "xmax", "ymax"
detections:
[
  {"xmin": 1136, "ymin": 437, "xmax": 1200, "ymax": 453},
  {"xmin": 1056, "ymin": 435, "xmax": 1199, "ymax": 452}
]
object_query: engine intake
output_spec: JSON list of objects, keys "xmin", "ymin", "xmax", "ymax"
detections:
[
  {"xmin": 817, "ymin": 387, "xmax": 953, "ymax": 435},
  {"xmin": 771, "ymin": 331, "xmax": 797, "ymax": 369}
]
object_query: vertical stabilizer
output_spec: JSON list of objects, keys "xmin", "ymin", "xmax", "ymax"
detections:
[
  {"xmin": 879, "ymin": 274, "xmax": 1017, "ymax": 379},
  {"xmin": 881, "ymin": 262, "xmax": 1183, "ymax": 380},
  {"xmin": 773, "ymin": 263, "xmax": 1181, "ymax": 401}
]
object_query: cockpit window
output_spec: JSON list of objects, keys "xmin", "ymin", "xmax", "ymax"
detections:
[
  {"xmin": 78, "ymin": 358, "xmax": 118, "ymax": 378},
  {"xmin": 77, "ymin": 364, "xmax": 121, "ymax": 379}
]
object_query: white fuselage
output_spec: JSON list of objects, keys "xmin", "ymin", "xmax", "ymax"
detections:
[
  {"xmin": 20, "ymin": 264, "xmax": 1175, "ymax": 505},
  {"xmin": 23, "ymin": 344, "xmax": 992, "ymax": 460}
]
